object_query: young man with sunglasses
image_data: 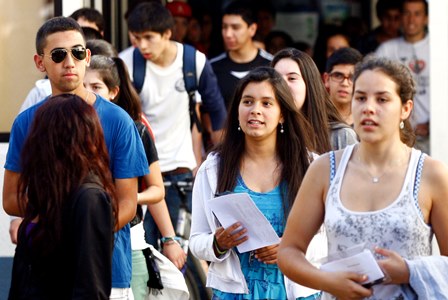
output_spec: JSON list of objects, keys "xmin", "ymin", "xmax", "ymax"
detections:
[
  {"xmin": 19, "ymin": 9, "xmax": 105, "ymax": 113},
  {"xmin": 323, "ymin": 47, "xmax": 363, "ymax": 126},
  {"xmin": 3, "ymin": 17, "xmax": 148, "ymax": 299}
]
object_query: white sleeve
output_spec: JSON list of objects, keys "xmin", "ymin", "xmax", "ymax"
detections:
[{"xmin": 19, "ymin": 79, "xmax": 51, "ymax": 113}]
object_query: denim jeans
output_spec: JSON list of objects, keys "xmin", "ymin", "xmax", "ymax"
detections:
[{"xmin": 143, "ymin": 171, "xmax": 193, "ymax": 247}]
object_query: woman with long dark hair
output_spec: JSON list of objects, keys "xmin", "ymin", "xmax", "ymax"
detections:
[
  {"xmin": 9, "ymin": 94, "xmax": 117, "ymax": 299},
  {"xmin": 85, "ymin": 55, "xmax": 188, "ymax": 299},
  {"xmin": 190, "ymin": 66, "xmax": 314, "ymax": 299},
  {"xmin": 272, "ymin": 48, "xmax": 357, "ymax": 152}
]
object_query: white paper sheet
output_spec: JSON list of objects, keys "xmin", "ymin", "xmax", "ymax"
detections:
[
  {"xmin": 320, "ymin": 249, "xmax": 384, "ymax": 286},
  {"xmin": 208, "ymin": 193, "xmax": 280, "ymax": 253}
]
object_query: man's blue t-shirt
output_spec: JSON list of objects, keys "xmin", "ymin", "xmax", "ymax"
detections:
[{"xmin": 5, "ymin": 94, "xmax": 149, "ymax": 288}]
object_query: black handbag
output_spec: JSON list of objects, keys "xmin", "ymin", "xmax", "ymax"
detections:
[{"xmin": 142, "ymin": 247, "xmax": 164, "ymax": 290}]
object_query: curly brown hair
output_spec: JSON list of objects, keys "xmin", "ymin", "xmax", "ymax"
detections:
[{"xmin": 18, "ymin": 94, "xmax": 117, "ymax": 257}]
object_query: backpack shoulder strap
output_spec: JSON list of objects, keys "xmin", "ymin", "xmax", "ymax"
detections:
[
  {"xmin": 133, "ymin": 47, "xmax": 146, "ymax": 94},
  {"xmin": 182, "ymin": 44, "xmax": 201, "ymax": 131},
  {"xmin": 182, "ymin": 44, "xmax": 197, "ymax": 93}
]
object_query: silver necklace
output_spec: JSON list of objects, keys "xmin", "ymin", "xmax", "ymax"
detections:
[
  {"xmin": 371, "ymin": 175, "xmax": 383, "ymax": 183},
  {"xmin": 363, "ymin": 166, "xmax": 387, "ymax": 183},
  {"xmin": 357, "ymin": 145, "xmax": 408, "ymax": 184}
]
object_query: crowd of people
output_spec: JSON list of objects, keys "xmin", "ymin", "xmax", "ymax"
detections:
[{"xmin": 4, "ymin": 0, "xmax": 445, "ymax": 299}]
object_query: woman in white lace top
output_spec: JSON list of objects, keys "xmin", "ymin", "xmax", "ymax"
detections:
[{"xmin": 277, "ymin": 56, "xmax": 448, "ymax": 299}]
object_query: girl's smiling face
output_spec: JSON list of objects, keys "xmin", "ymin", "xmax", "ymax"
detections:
[{"xmin": 238, "ymin": 80, "xmax": 283, "ymax": 141}]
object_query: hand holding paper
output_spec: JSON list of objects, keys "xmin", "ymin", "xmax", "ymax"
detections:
[
  {"xmin": 320, "ymin": 249, "xmax": 385, "ymax": 287},
  {"xmin": 214, "ymin": 222, "xmax": 248, "ymax": 253},
  {"xmin": 209, "ymin": 193, "xmax": 280, "ymax": 253}
]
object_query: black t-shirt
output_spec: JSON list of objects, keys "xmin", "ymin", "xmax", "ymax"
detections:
[
  {"xmin": 135, "ymin": 121, "xmax": 158, "ymax": 167},
  {"xmin": 133, "ymin": 121, "xmax": 159, "ymax": 224},
  {"xmin": 210, "ymin": 49, "xmax": 272, "ymax": 108}
]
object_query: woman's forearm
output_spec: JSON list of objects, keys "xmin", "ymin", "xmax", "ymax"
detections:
[{"xmin": 147, "ymin": 200, "xmax": 176, "ymax": 236}]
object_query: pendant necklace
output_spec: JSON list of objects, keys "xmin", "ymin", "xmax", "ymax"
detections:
[
  {"xmin": 357, "ymin": 145, "xmax": 408, "ymax": 184},
  {"xmin": 363, "ymin": 166, "xmax": 387, "ymax": 183},
  {"xmin": 371, "ymin": 175, "xmax": 382, "ymax": 183}
]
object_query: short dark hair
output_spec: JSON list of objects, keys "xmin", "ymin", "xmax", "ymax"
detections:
[
  {"xmin": 256, "ymin": 0, "xmax": 276, "ymax": 21},
  {"xmin": 264, "ymin": 30, "xmax": 293, "ymax": 54},
  {"xmin": 223, "ymin": 0, "xmax": 257, "ymax": 26},
  {"xmin": 402, "ymin": 0, "xmax": 428, "ymax": 16},
  {"xmin": 376, "ymin": 0, "xmax": 402, "ymax": 20},
  {"xmin": 81, "ymin": 26, "xmax": 103, "ymax": 41},
  {"xmin": 126, "ymin": 1, "xmax": 174, "ymax": 34},
  {"xmin": 325, "ymin": 47, "xmax": 363, "ymax": 73},
  {"xmin": 36, "ymin": 16, "xmax": 85, "ymax": 54},
  {"xmin": 69, "ymin": 7, "xmax": 105, "ymax": 33}
]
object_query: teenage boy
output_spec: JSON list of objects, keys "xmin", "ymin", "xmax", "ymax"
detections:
[
  {"xmin": 357, "ymin": 0, "xmax": 402, "ymax": 54},
  {"xmin": 119, "ymin": 2, "xmax": 226, "ymax": 247},
  {"xmin": 376, "ymin": 0, "xmax": 430, "ymax": 154},
  {"xmin": 210, "ymin": 0, "xmax": 273, "ymax": 108},
  {"xmin": 20, "ymin": 8, "xmax": 106, "ymax": 112},
  {"xmin": 3, "ymin": 17, "xmax": 148, "ymax": 299},
  {"xmin": 324, "ymin": 47, "xmax": 363, "ymax": 126}
]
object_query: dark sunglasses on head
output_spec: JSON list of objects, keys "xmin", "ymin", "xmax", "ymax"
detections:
[{"xmin": 42, "ymin": 46, "xmax": 87, "ymax": 63}]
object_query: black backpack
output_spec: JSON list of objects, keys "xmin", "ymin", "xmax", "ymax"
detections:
[{"xmin": 132, "ymin": 44, "xmax": 201, "ymax": 131}]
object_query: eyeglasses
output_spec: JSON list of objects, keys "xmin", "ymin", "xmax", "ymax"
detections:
[
  {"xmin": 329, "ymin": 72, "xmax": 353, "ymax": 84},
  {"xmin": 41, "ymin": 46, "xmax": 87, "ymax": 63}
]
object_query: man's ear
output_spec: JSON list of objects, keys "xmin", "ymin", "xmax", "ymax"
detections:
[
  {"xmin": 323, "ymin": 72, "xmax": 330, "ymax": 89},
  {"xmin": 163, "ymin": 29, "xmax": 172, "ymax": 40},
  {"xmin": 34, "ymin": 54, "xmax": 46, "ymax": 73},
  {"xmin": 248, "ymin": 23, "xmax": 257, "ymax": 38},
  {"xmin": 85, "ymin": 48, "xmax": 91, "ymax": 67}
]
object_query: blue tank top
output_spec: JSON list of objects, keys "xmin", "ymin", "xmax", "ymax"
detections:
[{"xmin": 213, "ymin": 176, "xmax": 287, "ymax": 300}]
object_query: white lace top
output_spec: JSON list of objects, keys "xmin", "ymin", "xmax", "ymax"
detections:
[{"xmin": 323, "ymin": 144, "xmax": 432, "ymax": 300}]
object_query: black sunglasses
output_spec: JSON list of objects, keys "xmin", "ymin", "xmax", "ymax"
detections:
[{"xmin": 42, "ymin": 46, "xmax": 87, "ymax": 63}]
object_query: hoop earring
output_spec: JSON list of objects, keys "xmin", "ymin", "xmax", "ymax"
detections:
[
  {"xmin": 399, "ymin": 121, "xmax": 404, "ymax": 130},
  {"xmin": 280, "ymin": 123, "xmax": 284, "ymax": 134}
]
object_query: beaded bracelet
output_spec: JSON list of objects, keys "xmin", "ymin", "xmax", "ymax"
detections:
[
  {"xmin": 160, "ymin": 236, "xmax": 181, "ymax": 244},
  {"xmin": 213, "ymin": 236, "xmax": 228, "ymax": 255}
]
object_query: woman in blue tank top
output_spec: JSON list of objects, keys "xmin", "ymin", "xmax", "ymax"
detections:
[{"xmin": 190, "ymin": 66, "xmax": 314, "ymax": 299}]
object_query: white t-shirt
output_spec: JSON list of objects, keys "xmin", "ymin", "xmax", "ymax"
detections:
[
  {"xmin": 375, "ymin": 35, "xmax": 430, "ymax": 126},
  {"xmin": 20, "ymin": 79, "xmax": 52, "ymax": 113},
  {"xmin": 120, "ymin": 43, "xmax": 206, "ymax": 172}
]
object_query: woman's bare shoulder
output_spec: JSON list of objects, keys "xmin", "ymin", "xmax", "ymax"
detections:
[
  {"xmin": 421, "ymin": 155, "xmax": 448, "ymax": 188},
  {"xmin": 310, "ymin": 149, "xmax": 345, "ymax": 168},
  {"xmin": 307, "ymin": 149, "xmax": 345, "ymax": 185}
]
